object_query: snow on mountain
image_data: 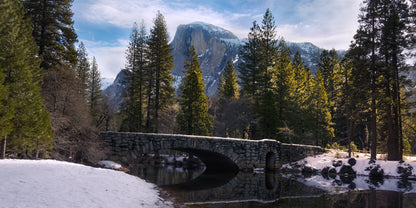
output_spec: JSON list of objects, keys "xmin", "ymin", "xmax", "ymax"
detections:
[{"xmin": 101, "ymin": 77, "xmax": 114, "ymax": 90}]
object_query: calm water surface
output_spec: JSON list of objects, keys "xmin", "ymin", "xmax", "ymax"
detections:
[{"xmin": 130, "ymin": 165, "xmax": 416, "ymax": 207}]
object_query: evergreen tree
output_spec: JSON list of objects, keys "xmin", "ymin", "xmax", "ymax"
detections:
[
  {"xmin": 24, "ymin": 0, "xmax": 104, "ymax": 162},
  {"xmin": 218, "ymin": 60, "xmax": 239, "ymax": 100},
  {"xmin": 176, "ymin": 46, "xmax": 212, "ymax": 136},
  {"xmin": 258, "ymin": 8, "xmax": 279, "ymax": 92},
  {"xmin": 272, "ymin": 40, "xmax": 294, "ymax": 122},
  {"xmin": 0, "ymin": 0, "xmax": 53, "ymax": 158},
  {"xmin": 146, "ymin": 11, "xmax": 175, "ymax": 133},
  {"xmin": 23, "ymin": 0, "xmax": 78, "ymax": 69},
  {"xmin": 75, "ymin": 42, "xmax": 90, "ymax": 98},
  {"xmin": 258, "ymin": 90, "xmax": 280, "ymax": 139},
  {"xmin": 0, "ymin": 67, "xmax": 13, "ymax": 159},
  {"xmin": 239, "ymin": 21, "xmax": 261, "ymax": 97},
  {"xmin": 348, "ymin": 0, "xmax": 382, "ymax": 160},
  {"xmin": 214, "ymin": 60, "xmax": 246, "ymax": 138},
  {"xmin": 378, "ymin": 0, "xmax": 409, "ymax": 160},
  {"xmin": 309, "ymin": 71, "xmax": 334, "ymax": 146},
  {"xmin": 288, "ymin": 52, "xmax": 314, "ymax": 143},
  {"xmin": 347, "ymin": 0, "xmax": 412, "ymax": 160},
  {"xmin": 317, "ymin": 49, "xmax": 342, "ymax": 111},
  {"xmin": 120, "ymin": 22, "xmax": 148, "ymax": 132},
  {"xmin": 88, "ymin": 57, "xmax": 103, "ymax": 125}
]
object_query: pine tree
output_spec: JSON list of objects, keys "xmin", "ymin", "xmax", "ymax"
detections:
[
  {"xmin": 0, "ymin": 0, "xmax": 53, "ymax": 158},
  {"xmin": 88, "ymin": 57, "xmax": 103, "ymax": 125},
  {"xmin": 309, "ymin": 71, "xmax": 334, "ymax": 146},
  {"xmin": 289, "ymin": 51, "xmax": 314, "ymax": 142},
  {"xmin": 259, "ymin": 8, "xmax": 279, "ymax": 92},
  {"xmin": 214, "ymin": 60, "xmax": 246, "ymax": 138},
  {"xmin": 378, "ymin": 0, "xmax": 409, "ymax": 160},
  {"xmin": 146, "ymin": 11, "xmax": 175, "ymax": 133},
  {"xmin": 258, "ymin": 90, "xmax": 280, "ymax": 139},
  {"xmin": 317, "ymin": 49, "xmax": 342, "ymax": 110},
  {"xmin": 120, "ymin": 22, "xmax": 148, "ymax": 132},
  {"xmin": 75, "ymin": 42, "xmax": 90, "ymax": 98},
  {"xmin": 239, "ymin": 21, "xmax": 261, "ymax": 97},
  {"xmin": 23, "ymin": 0, "xmax": 104, "ymax": 162},
  {"xmin": 23, "ymin": 0, "xmax": 78, "ymax": 69},
  {"xmin": 0, "ymin": 67, "xmax": 13, "ymax": 159},
  {"xmin": 176, "ymin": 46, "xmax": 212, "ymax": 136},
  {"xmin": 348, "ymin": 0, "xmax": 411, "ymax": 160},
  {"xmin": 348, "ymin": 0, "xmax": 383, "ymax": 160},
  {"xmin": 218, "ymin": 60, "xmax": 239, "ymax": 100}
]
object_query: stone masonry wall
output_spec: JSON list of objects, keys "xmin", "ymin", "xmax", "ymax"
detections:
[{"xmin": 100, "ymin": 132, "xmax": 325, "ymax": 171}]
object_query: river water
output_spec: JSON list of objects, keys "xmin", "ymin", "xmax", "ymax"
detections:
[{"xmin": 130, "ymin": 163, "xmax": 416, "ymax": 208}]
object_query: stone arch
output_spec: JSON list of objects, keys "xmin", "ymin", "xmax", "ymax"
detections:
[
  {"xmin": 174, "ymin": 147, "xmax": 239, "ymax": 173},
  {"xmin": 265, "ymin": 151, "xmax": 276, "ymax": 171}
]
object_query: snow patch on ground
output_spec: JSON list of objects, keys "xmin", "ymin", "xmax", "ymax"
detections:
[
  {"xmin": 282, "ymin": 150, "xmax": 416, "ymax": 193},
  {"xmin": 283, "ymin": 150, "xmax": 416, "ymax": 177},
  {"xmin": 0, "ymin": 159, "xmax": 172, "ymax": 208},
  {"xmin": 98, "ymin": 160, "xmax": 122, "ymax": 170}
]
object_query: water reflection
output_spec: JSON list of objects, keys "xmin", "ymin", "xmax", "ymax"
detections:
[{"xmin": 131, "ymin": 165, "xmax": 416, "ymax": 207}]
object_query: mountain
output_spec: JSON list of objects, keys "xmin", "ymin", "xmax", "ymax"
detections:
[
  {"xmin": 171, "ymin": 22, "xmax": 243, "ymax": 95},
  {"xmin": 104, "ymin": 22, "xmax": 346, "ymax": 109},
  {"xmin": 103, "ymin": 69, "xmax": 127, "ymax": 110},
  {"xmin": 101, "ymin": 77, "xmax": 114, "ymax": 90}
]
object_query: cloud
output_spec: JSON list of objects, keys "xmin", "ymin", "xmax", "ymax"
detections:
[
  {"xmin": 73, "ymin": 0, "xmax": 362, "ymax": 80},
  {"xmin": 79, "ymin": 39, "xmax": 128, "ymax": 79},
  {"xmin": 277, "ymin": 0, "xmax": 361, "ymax": 49},
  {"xmin": 76, "ymin": 0, "xmax": 253, "ymax": 39}
]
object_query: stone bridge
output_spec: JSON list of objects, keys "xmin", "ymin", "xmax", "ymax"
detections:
[{"xmin": 100, "ymin": 132, "xmax": 325, "ymax": 172}]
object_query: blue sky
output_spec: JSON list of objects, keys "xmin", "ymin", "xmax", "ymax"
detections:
[{"xmin": 72, "ymin": 0, "xmax": 361, "ymax": 80}]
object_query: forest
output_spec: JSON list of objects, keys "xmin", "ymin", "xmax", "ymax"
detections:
[{"xmin": 1, "ymin": 0, "xmax": 416, "ymax": 163}]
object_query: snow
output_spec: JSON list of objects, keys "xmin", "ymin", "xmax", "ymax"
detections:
[
  {"xmin": 189, "ymin": 22, "xmax": 229, "ymax": 34},
  {"xmin": 0, "ymin": 159, "xmax": 172, "ymax": 208},
  {"xmin": 283, "ymin": 150, "xmax": 416, "ymax": 177},
  {"xmin": 220, "ymin": 38, "xmax": 244, "ymax": 46},
  {"xmin": 101, "ymin": 77, "xmax": 114, "ymax": 90},
  {"xmin": 282, "ymin": 150, "xmax": 416, "ymax": 193},
  {"xmin": 172, "ymin": 74, "xmax": 183, "ymax": 90},
  {"xmin": 98, "ymin": 160, "xmax": 122, "ymax": 170}
]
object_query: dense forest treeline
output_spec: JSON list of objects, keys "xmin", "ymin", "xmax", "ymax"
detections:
[
  {"xmin": 1, "ymin": 0, "xmax": 416, "ymax": 162},
  {"xmin": 0, "ymin": 0, "xmax": 105, "ymax": 163}
]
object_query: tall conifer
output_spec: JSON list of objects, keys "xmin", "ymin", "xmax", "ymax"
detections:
[
  {"xmin": 218, "ymin": 60, "xmax": 239, "ymax": 100},
  {"xmin": 146, "ymin": 11, "xmax": 175, "ymax": 133},
  {"xmin": 239, "ymin": 21, "xmax": 261, "ymax": 97},
  {"xmin": 88, "ymin": 57, "xmax": 103, "ymax": 124},
  {"xmin": 0, "ymin": 0, "xmax": 53, "ymax": 158},
  {"xmin": 120, "ymin": 22, "xmax": 148, "ymax": 132},
  {"xmin": 75, "ymin": 42, "xmax": 90, "ymax": 98},
  {"xmin": 176, "ymin": 46, "xmax": 212, "ymax": 136}
]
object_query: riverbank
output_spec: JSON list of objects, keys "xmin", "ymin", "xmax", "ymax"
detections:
[
  {"xmin": 281, "ymin": 149, "xmax": 416, "ymax": 193},
  {"xmin": 0, "ymin": 159, "xmax": 173, "ymax": 208}
]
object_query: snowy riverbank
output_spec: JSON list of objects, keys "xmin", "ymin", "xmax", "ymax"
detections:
[
  {"xmin": 282, "ymin": 150, "xmax": 416, "ymax": 193},
  {"xmin": 0, "ymin": 159, "xmax": 172, "ymax": 208}
]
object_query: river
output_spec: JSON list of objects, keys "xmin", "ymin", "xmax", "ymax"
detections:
[{"xmin": 129, "ymin": 163, "xmax": 416, "ymax": 207}]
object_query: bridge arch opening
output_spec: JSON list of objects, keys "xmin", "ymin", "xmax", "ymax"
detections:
[
  {"xmin": 266, "ymin": 152, "xmax": 276, "ymax": 171},
  {"xmin": 174, "ymin": 148, "xmax": 239, "ymax": 174}
]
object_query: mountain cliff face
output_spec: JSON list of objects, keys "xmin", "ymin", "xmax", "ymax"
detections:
[
  {"xmin": 104, "ymin": 22, "xmax": 345, "ymax": 109},
  {"xmin": 171, "ymin": 22, "xmax": 242, "ymax": 95}
]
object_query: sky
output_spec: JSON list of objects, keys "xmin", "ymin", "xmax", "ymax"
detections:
[{"xmin": 72, "ymin": 0, "xmax": 362, "ymax": 80}]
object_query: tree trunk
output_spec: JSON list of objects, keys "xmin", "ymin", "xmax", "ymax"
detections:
[
  {"xmin": 370, "ymin": 77, "xmax": 377, "ymax": 160},
  {"xmin": 1, "ymin": 135, "xmax": 6, "ymax": 159}
]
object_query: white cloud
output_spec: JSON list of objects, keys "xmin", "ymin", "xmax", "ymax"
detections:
[
  {"xmin": 277, "ymin": 0, "xmax": 361, "ymax": 49},
  {"xmin": 76, "ymin": 0, "xmax": 252, "ymax": 39},
  {"xmin": 74, "ymin": 0, "xmax": 362, "ymax": 80},
  {"xmin": 80, "ymin": 39, "xmax": 128, "ymax": 79}
]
